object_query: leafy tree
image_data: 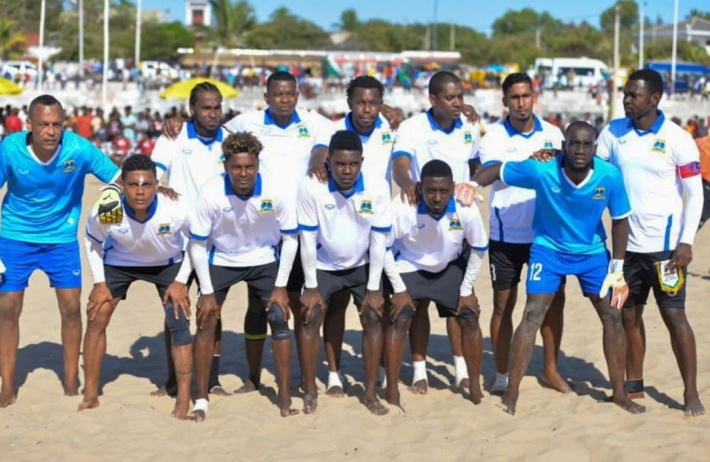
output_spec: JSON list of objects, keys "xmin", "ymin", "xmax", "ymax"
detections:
[
  {"xmin": 245, "ymin": 7, "xmax": 330, "ymax": 50},
  {"xmin": 600, "ymin": 0, "xmax": 638, "ymax": 33},
  {"xmin": 209, "ymin": 0, "xmax": 256, "ymax": 47},
  {"xmin": 141, "ymin": 22, "xmax": 194, "ymax": 62},
  {"xmin": 0, "ymin": 18, "xmax": 27, "ymax": 60},
  {"xmin": 492, "ymin": 8, "xmax": 562, "ymax": 37},
  {"xmin": 687, "ymin": 9, "xmax": 710, "ymax": 21},
  {"xmin": 336, "ymin": 9, "xmax": 360, "ymax": 32},
  {"xmin": 355, "ymin": 20, "xmax": 422, "ymax": 52}
]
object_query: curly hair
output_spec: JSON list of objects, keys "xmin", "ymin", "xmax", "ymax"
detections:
[{"xmin": 222, "ymin": 131, "xmax": 263, "ymax": 163}]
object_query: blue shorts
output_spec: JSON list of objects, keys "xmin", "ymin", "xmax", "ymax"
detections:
[
  {"xmin": 0, "ymin": 237, "xmax": 82, "ymax": 292},
  {"xmin": 526, "ymin": 245, "xmax": 608, "ymax": 296}
]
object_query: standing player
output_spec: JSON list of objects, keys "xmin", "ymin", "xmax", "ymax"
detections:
[
  {"xmin": 596, "ymin": 69, "xmax": 704, "ymax": 417},
  {"xmin": 297, "ymin": 130, "xmax": 391, "ymax": 415},
  {"xmin": 477, "ymin": 73, "xmax": 567, "ymax": 394},
  {"xmin": 473, "ymin": 122, "xmax": 645, "ymax": 416},
  {"xmin": 150, "ymin": 82, "xmax": 228, "ymax": 397},
  {"xmin": 80, "ymin": 155, "xmax": 194, "ymax": 419},
  {"xmin": 384, "ymin": 159, "xmax": 488, "ymax": 409},
  {"xmin": 390, "ymin": 71, "xmax": 481, "ymax": 393},
  {"xmin": 188, "ymin": 132, "xmax": 299, "ymax": 419},
  {"xmin": 0, "ymin": 95, "xmax": 119, "ymax": 407}
]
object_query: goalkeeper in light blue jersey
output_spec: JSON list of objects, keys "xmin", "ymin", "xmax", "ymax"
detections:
[
  {"xmin": 473, "ymin": 121, "xmax": 646, "ymax": 417},
  {"xmin": 0, "ymin": 95, "xmax": 119, "ymax": 407}
]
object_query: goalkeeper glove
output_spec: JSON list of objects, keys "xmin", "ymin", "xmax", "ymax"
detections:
[
  {"xmin": 599, "ymin": 259, "xmax": 629, "ymax": 309},
  {"xmin": 96, "ymin": 183, "xmax": 123, "ymax": 225}
]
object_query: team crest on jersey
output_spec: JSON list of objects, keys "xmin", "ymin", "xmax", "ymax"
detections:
[
  {"xmin": 298, "ymin": 126, "xmax": 311, "ymax": 138},
  {"xmin": 158, "ymin": 223, "xmax": 172, "ymax": 235},
  {"xmin": 62, "ymin": 159, "xmax": 77, "ymax": 173},
  {"xmin": 591, "ymin": 187, "xmax": 606, "ymax": 200},
  {"xmin": 358, "ymin": 200, "xmax": 373, "ymax": 215},
  {"xmin": 651, "ymin": 139, "xmax": 667, "ymax": 153},
  {"xmin": 448, "ymin": 219, "xmax": 463, "ymax": 231},
  {"xmin": 259, "ymin": 199, "xmax": 274, "ymax": 214},
  {"xmin": 381, "ymin": 131, "xmax": 393, "ymax": 144},
  {"xmin": 542, "ymin": 140, "xmax": 555, "ymax": 149},
  {"xmin": 324, "ymin": 203, "xmax": 335, "ymax": 210},
  {"xmin": 463, "ymin": 131, "xmax": 473, "ymax": 144},
  {"xmin": 218, "ymin": 154, "xmax": 225, "ymax": 164}
]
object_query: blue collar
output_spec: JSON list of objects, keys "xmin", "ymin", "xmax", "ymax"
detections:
[
  {"xmin": 328, "ymin": 172, "xmax": 365, "ymax": 197},
  {"xmin": 264, "ymin": 108, "xmax": 301, "ymax": 128},
  {"xmin": 186, "ymin": 121, "xmax": 223, "ymax": 145},
  {"xmin": 426, "ymin": 109, "xmax": 462, "ymax": 134},
  {"xmin": 417, "ymin": 196, "xmax": 456, "ymax": 220},
  {"xmin": 123, "ymin": 195, "xmax": 158, "ymax": 223},
  {"xmin": 223, "ymin": 172, "xmax": 262, "ymax": 199},
  {"xmin": 503, "ymin": 115, "xmax": 543, "ymax": 138},
  {"xmin": 627, "ymin": 110, "xmax": 665, "ymax": 136},
  {"xmin": 344, "ymin": 112, "xmax": 382, "ymax": 137}
]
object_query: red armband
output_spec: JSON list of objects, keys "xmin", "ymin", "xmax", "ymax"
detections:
[{"xmin": 678, "ymin": 162, "xmax": 701, "ymax": 179}]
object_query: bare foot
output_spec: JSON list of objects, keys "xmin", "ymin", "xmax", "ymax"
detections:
[
  {"xmin": 613, "ymin": 395, "xmax": 646, "ymax": 414},
  {"xmin": 540, "ymin": 371, "xmax": 572, "ymax": 394},
  {"xmin": 385, "ymin": 387, "xmax": 401, "ymax": 407},
  {"xmin": 190, "ymin": 409, "xmax": 206, "ymax": 422},
  {"xmin": 469, "ymin": 386, "xmax": 483, "ymax": 405},
  {"xmin": 278, "ymin": 396, "xmax": 300, "ymax": 417},
  {"xmin": 171, "ymin": 400, "xmax": 191, "ymax": 420},
  {"xmin": 151, "ymin": 386, "xmax": 169, "ymax": 397},
  {"xmin": 303, "ymin": 393, "xmax": 318, "ymax": 415},
  {"xmin": 684, "ymin": 394, "xmax": 705, "ymax": 417},
  {"xmin": 408, "ymin": 379, "xmax": 428, "ymax": 395},
  {"xmin": 234, "ymin": 380, "xmax": 258, "ymax": 394},
  {"xmin": 63, "ymin": 384, "xmax": 80, "ymax": 397},
  {"xmin": 365, "ymin": 396, "xmax": 389, "ymax": 416},
  {"xmin": 325, "ymin": 385, "xmax": 345, "ymax": 398},
  {"xmin": 500, "ymin": 389, "xmax": 519, "ymax": 415},
  {"xmin": 210, "ymin": 385, "xmax": 232, "ymax": 396},
  {"xmin": 0, "ymin": 390, "xmax": 16, "ymax": 408},
  {"xmin": 77, "ymin": 396, "xmax": 100, "ymax": 411}
]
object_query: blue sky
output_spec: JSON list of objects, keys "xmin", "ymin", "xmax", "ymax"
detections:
[{"xmin": 144, "ymin": 0, "xmax": 706, "ymax": 35}]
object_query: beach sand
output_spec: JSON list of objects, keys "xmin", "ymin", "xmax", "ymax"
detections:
[{"xmin": 1, "ymin": 176, "xmax": 708, "ymax": 461}]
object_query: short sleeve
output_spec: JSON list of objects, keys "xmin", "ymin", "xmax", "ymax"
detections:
[
  {"xmin": 189, "ymin": 191, "xmax": 215, "ymax": 241},
  {"xmin": 310, "ymin": 111, "xmax": 336, "ymax": 149},
  {"xmin": 477, "ymin": 127, "xmax": 502, "ymax": 167},
  {"xmin": 463, "ymin": 206, "xmax": 489, "ymax": 251},
  {"xmin": 468, "ymin": 123, "xmax": 481, "ymax": 161},
  {"xmin": 595, "ymin": 125, "xmax": 613, "ymax": 162},
  {"xmin": 500, "ymin": 158, "xmax": 541, "ymax": 190},
  {"xmin": 223, "ymin": 113, "xmax": 247, "ymax": 134},
  {"xmin": 87, "ymin": 141, "xmax": 120, "ymax": 183},
  {"xmin": 297, "ymin": 178, "xmax": 319, "ymax": 231},
  {"xmin": 391, "ymin": 122, "xmax": 416, "ymax": 160},
  {"xmin": 150, "ymin": 136, "xmax": 174, "ymax": 177},
  {"xmin": 277, "ymin": 195, "xmax": 299, "ymax": 234},
  {"xmin": 372, "ymin": 183, "xmax": 392, "ymax": 233},
  {"xmin": 607, "ymin": 169, "xmax": 631, "ymax": 219}
]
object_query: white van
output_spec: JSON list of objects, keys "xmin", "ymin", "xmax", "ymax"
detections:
[
  {"xmin": 140, "ymin": 61, "xmax": 179, "ymax": 80},
  {"xmin": 1, "ymin": 60, "xmax": 38, "ymax": 80},
  {"xmin": 533, "ymin": 57, "xmax": 609, "ymax": 89}
]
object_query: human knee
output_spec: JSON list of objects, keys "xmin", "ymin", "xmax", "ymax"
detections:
[
  {"xmin": 522, "ymin": 304, "xmax": 546, "ymax": 327},
  {"xmin": 267, "ymin": 306, "xmax": 291, "ymax": 341},
  {"xmin": 164, "ymin": 302, "xmax": 193, "ymax": 346},
  {"xmin": 58, "ymin": 298, "xmax": 81, "ymax": 320},
  {"xmin": 0, "ymin": 295, "xmax": 23, "ymax": 320},
  {"xmin": 359, "ymin": 306, "xmax": 380, "ymax": 326}
]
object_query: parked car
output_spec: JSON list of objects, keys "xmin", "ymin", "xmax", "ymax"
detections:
[
  {"xmin": 1, "ymin": 60, "xmax": 38, "ymax": 80},
  {"xmin": 140, "ymin": 61, "xmax": 179, "ymax": 80}
]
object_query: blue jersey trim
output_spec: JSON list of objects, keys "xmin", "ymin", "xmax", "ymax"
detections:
[
  {"xmin": 426, "ymin": 109, "xmax": 462, "ymax": 134},
  {"xmin": 371, "ymin": 225, "xmax": 392, "ymax": 233},
  {"xmin": 664, "ymin": 215, "xmax": 672, "ymax": 252},
  {"xmin": 494, "ymin": 207, "xmax": 504, "ymax": 242},
  {"xmin": 189, "ymin": 232, "xmax": 209, "ymax": 241},
  {"xmin": 392, "ymin": 150, "xmax": 412, "ymax": 160},
  {"xmin": 503, "ymin": 115, "xmax": 543, "ymax": 138},
  {"xmin": 264, "ymin": 108, "xmax": 301, "ymax": 128},
  {"xmin": 86, "ymin": 230, "xmax": 103, "ymax": 244},
  {"xmin": 281, "ymin": 228, "xmax": 299, "ymax": 235},
  {"xmin": 299, "ymin": 224, "xmax": 318, "ymax": 232},
  {"xmin": 123, "ymin": 196, "xmax": 158, "ymax": 223}
]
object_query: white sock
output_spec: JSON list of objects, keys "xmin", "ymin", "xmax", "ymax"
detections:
[
  {"xmin": 454, "ymin": 355, "xmax": 469, "ymax": 386},
  {"xmin": 378, "ymin": 366, "xmax": 387, "ymax": 388},
  {"xmin": 495, "ymin": 371, "xmax": 508, "ymax": 383},
  {"xmin": 327, "ymin": 370, "xmax": 343, "ymax": 390},
  {"xmin": 412, "ymin": 360, "xmax": 428, "ymax": 385}
]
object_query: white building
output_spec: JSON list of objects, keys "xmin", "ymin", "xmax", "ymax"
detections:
[{"xmin": 185, "ymin": 0, "xmax": 211, "ymax": 27}]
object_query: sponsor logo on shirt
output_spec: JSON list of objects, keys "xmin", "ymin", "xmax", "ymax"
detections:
[
  {"xmin": 260, "ymin": 199, "xmax": 274, "ymax": 214},
  {"xmin": 18, "ymin": 168, "xmax": 29, "ymax": 175},
  {"xmin": 448, "ymin": 218, "xmax": 463, "ymax": 231},
  {"xmin": 181, "ymin": 149, "xmax": 192, "ymax": 155},
  {"xmin": 298, "ymin": 126, "xmax": 311, "ymax": 138},
  {"xmin": 158, "ymin": 223, "xmax": 172, "ymax": 235},
  {"xmin": 416, "ymin": 223, "xmax": 425, "ymax": 229},
  {"xmin": 325, "ymin": 203, "xmax": 336, "ymax": 210},
  {"xmin": 222, "ymin": 206, "xmax": 233, "ymax": 212},
  {"xmin": 117, "ymin": 228, "xmax": 129, "ymax": 233},
  {"xmin": 651, "ymin": 139, "xmax": 667, "ymax": 154},
  {"xmin": 463, "ymin": 131, "xmax": 473, "ymax": 144},
  {"xmin": 62, "ymin": 159, "xmax": 77, "ymax": 173},
  {"xmin": 381, "ymin": 131, "xmax": 393, "ymax": 144},
  {"xmin": 358, "ymin": 200, "xmax": 373, "ymax": 215},
  {"xmin": 591, "ymin": 187, "xmax": 606, "ymax": 200}
]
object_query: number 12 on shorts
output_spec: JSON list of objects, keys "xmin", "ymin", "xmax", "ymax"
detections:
[{"xmin": 529, "ymin": 262, "xmax": 543, "ymax": 281}]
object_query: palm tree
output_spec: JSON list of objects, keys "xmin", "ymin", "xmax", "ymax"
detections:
[
  {"xmin": 210, "ymin": 0, "xmax": 256, "ymax": 47},
  {"xmin": 0, "ymin": 18, "xmax": 26, "ymax": 61}
]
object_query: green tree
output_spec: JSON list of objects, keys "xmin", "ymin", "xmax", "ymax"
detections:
[
  {"xmin": 0, "ymin": 18, "xmax": 27, "ymax": 60},
  {"xmin": 492, "ymin": 8, "xmax": 561, "ymax": 37},
  {"xmin": 600, "ymin": 0, "xmax": 638, "ymax": 33},
  {"xmin": 209, "ymin": 0, "xmax": 256, "ymax": 47},
  {"xmin": 141, "ymin": 22, "xmax": 194, "ymax": 62},
  {"xmin": 245, "ymin": 7, "xmax": 330, "ymax": 50},
  {"xmin": 336, "ymin": 9, "xmax": 360, "ymax": 32},
  {"xmin": 355, "ymin": 20, "xmax": 422, "ymax": 52},
  {"xmin": 687, "ymin": 9, "xmax": 710, "ymax": 21}
]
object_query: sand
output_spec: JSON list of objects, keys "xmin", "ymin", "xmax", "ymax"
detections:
[{"xmin": 1, "ymin": 175, "xmax": 709, "ymax": 462}]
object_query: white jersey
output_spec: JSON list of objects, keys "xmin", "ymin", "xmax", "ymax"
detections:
[
  {"xmin": 223, "ymin": 108, "xmax": 333, "ymax": 198},
  {"xmin": 150, "ymin": 121, "xmax": 225, "ymax": 208},
  {"xmin": 333, "ymin": 113, "xmax": 394, "ymax": 182},
  {"xmin": 190, "ymin": 173, "xmax": 298, "ymax": 267},
  {"xmin": 297, "ymin": 173, "xmax": 392, "ymax": 271},
  {"xmin": 85, "ymin": 195, "xmax": 189, "ymax": 267},
  {"xmin": 389, "ymin": 196, "xmax": 488, "ymax": 274},
  {"xmin": 392, "ymin": 110, "xmax": 481, "ymax": 184},
  {"xmin": 478, "ymin": 116, "xmax": 564, "ymax": 243},
  {"xmin": 596, "ymin": 112, "xmax": 700, "ymax": 253}
]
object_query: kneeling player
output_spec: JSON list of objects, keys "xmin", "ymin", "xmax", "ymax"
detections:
[
  {"xmin": 384, "ymin": 160, "xmax": 488, "ymax": 409},
  {"xmin": 473, "ymin": 122, "xmax": 646, "ymax": 415},
  {"xmin": 189, "ymin": 132, "xmax": 299, "ymax": 420},
  {"xmin": 80, "ymin": 155, "xmax": 194, "ymax": 420}
]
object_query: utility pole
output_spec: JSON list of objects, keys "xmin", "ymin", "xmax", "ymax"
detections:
[
  {"xmin": 671, "ymin": 0, "xmax": 679, "ymax": 91},
  {"xmin": 37, "ymin": 0, "xmax": 46, "ymax": 90},
  {"xmin": 102, "ymin": 0, "xmax": 109, "ymax": 114},
  {"xmin": 610, "ymin": 4, "xmax": 620, "ymax": 121},
  {"xmin": 432, "ymin": 0, "xmax": 438, "ymax": 51},
  {"xmin": 135, "ymin": 0, "xmax": 142, "ymax": 68},
  {"xmin": 638, "ymin": 1, "xmax": 645, "ymax": 69},
  {"xmin": 450, "ymin": 23, "xmax": 455, "ymax": 51},
  {"xmin": 79, "ymin": 0, "xmax": 84, "ymax": 78}
]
